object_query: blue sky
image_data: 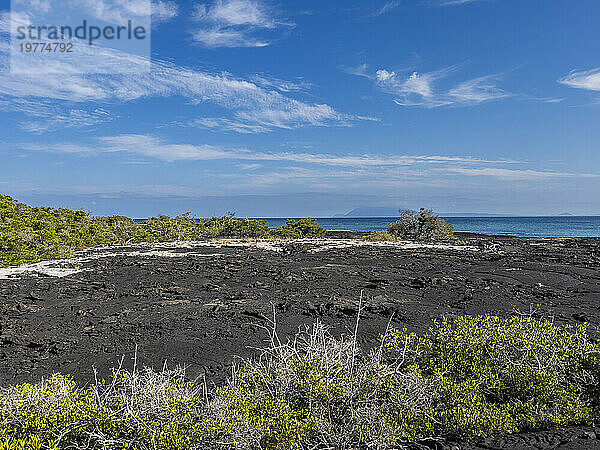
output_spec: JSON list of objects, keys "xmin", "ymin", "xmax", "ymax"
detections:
[{"xmin": 0, "ymin": 0, "xmax": 599, "ymax": 217}]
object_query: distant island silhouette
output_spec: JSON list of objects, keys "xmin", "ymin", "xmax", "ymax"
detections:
[{"xmin": 336, "ymin": 207, "xmax": 510, "ymax": 218}]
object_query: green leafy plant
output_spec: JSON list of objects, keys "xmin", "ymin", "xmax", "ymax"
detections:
[
  {"xmin": 198, "ymin": 214, "xmax": 270, "ymax": 238},
  {"xmin": 362, "ymin": 231, "xmax": 401, "ymax": 242},
  {"xmin": 0, "ymin": 196, "xmax": 272, "ymax": 267},
  {"xmin": 388, "ymin": 208, "xmax": 454, "ymax": 240},
  {"xmin": 1, "ymin": 315, "xmax": 599, "ymax": 449},
  {"xmin": 132, "ymin": 214, "xmax": 202, "ymax": 243},
  {"xmin": 0, "ymin": 195, "xmax": 120, "ymax": 267},
  {"xmin": 272, "ymin": 218, "xmax": 325, "ymax": 238},
  {"xmin": 384, "ymin": 315, "xmax": 600, "ymax": 438}
]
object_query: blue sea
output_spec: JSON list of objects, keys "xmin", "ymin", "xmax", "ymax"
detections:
[{"xmin": 261, "ymin": 217, "xmax": 600, "ymax": 238}]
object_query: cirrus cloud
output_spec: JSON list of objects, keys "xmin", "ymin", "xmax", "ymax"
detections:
[
  {"xmin": 192, "ymin": 0, "xmax": 293, "ymax": 48},
  {"xmin": 559, "ymin": 68, "xmax": 600, "ymax": 92},
  {"xmin": 0, "ymin": 32, "xmax": 363, "ymax": 133},
  {"xmin": 373, "ymin": 66, "xmax": 511, "ymax": 107}
]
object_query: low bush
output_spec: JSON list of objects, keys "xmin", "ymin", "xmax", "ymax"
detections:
[
  {"xmin": 0, "ymin": 196, "xmax": 271, "ymax": 267},
  {"xmin": 0, "ymin": 368, "xmax": 206, "ymax": 450},
  {"xmin": 0, "ymin": 196, "xmax": 330, "ymax": 267},
  {"xmin": 388, "ymin": 208, "xmax": 454, "ymax": 240},
  {"xmin": 362, "ymin": 231, "xmax": 401, "ymax": 242},
  {"xmin": 91, "ymin": 215, "xmax": 140, "ymax": 243},
  {"xmin": 1, "ymin": 315, "xmax": 598, "ymax": 449},
  {"xmin": 383, "ymin": 315, "xmax": 599, "ymax": 439},
  {"xmin": 0, "ymin": 195, "xmax": 120, "ymax": 267},
  {"xmin": 132, "ymin": 214, "xmax": 201, "ymax": 243},
  {"xmin": 272, "ymin": 218, "xmax": 325, "ymax": 238},
  {"xmin": 198, "ymin": 214, "xmax": 270, "ymax": 238}
]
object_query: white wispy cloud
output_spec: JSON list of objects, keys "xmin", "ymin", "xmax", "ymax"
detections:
[
  {"xmin": 342, "ymin": 63, "xmax": 373, "ymax": 79},
  {"xmin": 436, "ymin": 0, "xmax": 486, "ymax": 6},
  {"xmin": 17, "ymin": 0, "xmax": 51, "ymax": 14},
  {"xmin": 559, "ymin": 68, "xmax": 600, "ymax": 92},
  {"xmin": 20, "ymin": 109, "xmax": 112, "ymax": 133},
  {"xmin": 192, "ymin": 0, "xmax": 293, "ymax": 48},
  {"xmin": 192, "ymin": 117, "xmax": 271, "ymax": 134},
  {"xmin": 6, "ymin": 1, "xmax": 178, "ymax": 27},
  {"xmin": 23, "ymin": 133, "xmax": 520, "ymax": 169},
  {"xmin": 151, "ymin": 1, "xmax": 179, "ymax": 22},
  {"xmin": 196, "ymin": 0, "xmax": 278, "ymax": 27},
  {"xmin": 0, "ymin": 98, "xmax": 112, "ymax": 132},
  {"xmin": 0, "ymin": 33, "xmax": 359, "ymax": 132},
  {"xmin": 238, "ymin": 163, "xmax": 262, "ymax": 170},
  {"xmin": 250, "ymin": 74, "xmax": 312, "ymax": 92},
  {"xmin": 530, "ymin": 97, "xmax": 565, "ymax": 104},
  {"xmin": 99, "ymin": 135, "xmax": 234, "ymax": 161},
  {"xmin": 74, "ymin": 0, "xmax": 178, "ymax": 24},
  {"xmin": 447, "ymin": 75, "xmax": 512, "ymax": 105},
  {"xmin": 13, "ymin": 134, "xmax": 599, "ymax": 202},
  {"xmin": 19, "ymin": 135, "xmax": 599, "ymax": 194},
  {"xmin": 234, "ymin": 103, "xmax": 347, "ymax": 130},
  {"xmin": 193, "ymin": 27, "xmax": 270, "ymax": 47},
  {"xmin": 372, "ymin": 1, "xmax": 402, "ymax": 16},
  {"xmin": 374, "ymin": 67, "xmax": 510, "ymax": 107},
  {"xmin": 444, "ymin": 167, "xmax": 598, "ymax": 180},
  {"xmin": 191, "ymin": 103, "xmax": 378, "ymax": 134},
  {"xmin": 0, "ymin": 10, "xmax": 31, "ymax": 32}
]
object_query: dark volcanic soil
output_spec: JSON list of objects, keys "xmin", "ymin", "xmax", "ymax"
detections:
[{"xmin": 1, "ymin": 233, "xmax": 600, "ymax": 449}]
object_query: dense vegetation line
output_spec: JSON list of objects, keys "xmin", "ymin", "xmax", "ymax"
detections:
[
  {"xmin": 1, "ymin": 315, "xmax": 598, "ymax": 449},
  {"xmin": 0, "ymin": 195, "xmax": 325, "ymax": 268},
  {"xmin": 0, "ymin": 195, "xmax": 458, "ymax": 268}
]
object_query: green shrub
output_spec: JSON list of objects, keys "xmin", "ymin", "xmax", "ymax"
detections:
[
  {"xmin": 134, "ymin": 214, "xmax": 270, "ymax": 242},
  {"xmin": 384, "ymin": 315, "xmax": 599, "ymax": 438},
  {"xmin": 1, "ymin": 315, "xmax": 598, "ymax": 448},
  {"xmin": 133, "ymin": 214, "xmax": 202, "ymax": 243},
  {"xmin": 272, "ymin": 218, "xmax": 325, "ymax": 238},
  {"xmin": 0, "ymin": 195, "xmax": 119, "ymax": 267},
  {"xmin": 91, "ymin": 215, "xmax": 139, "ymax": 243},
  {"xmin": 0, "ymin": 196, "xmax": 270, "ymax": 267},
  {"xmin": 362, "ymin": 231, "xmax": 401, "ymax": 242},
  {"xmin": 388, "ymin": 208, "xmax": 454, "ymax": 240},
  {"xmin": 0, "ymin": 369, "xmax": 207, "ymax": 450},
  {"xmin": 198, "ymin": 214, "xmax": 270, "ymax": 238}
]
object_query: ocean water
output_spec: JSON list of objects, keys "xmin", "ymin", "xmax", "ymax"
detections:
[{"xmin": 262, "ymin": 216, "xmax": 600, "ymax": 238}]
